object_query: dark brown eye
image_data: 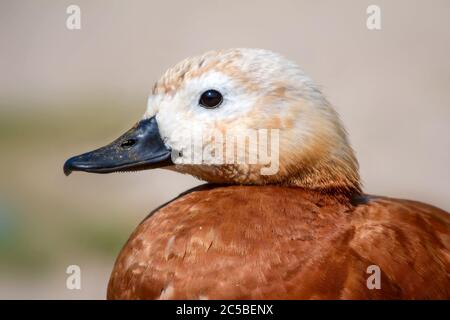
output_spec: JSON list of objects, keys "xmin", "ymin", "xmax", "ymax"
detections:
[{"xmin": 199, "ymin": 90, "xmax": 223, "ymax": 108}]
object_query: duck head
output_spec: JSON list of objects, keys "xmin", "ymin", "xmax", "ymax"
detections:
[{"xmin": 64, "ymin": 49, "xmax": 361, "ymax": 193}]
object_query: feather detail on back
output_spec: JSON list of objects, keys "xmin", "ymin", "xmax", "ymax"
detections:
[{"xmin": 107, "ymin": 185, "xmax": 450, "ymax": 300}]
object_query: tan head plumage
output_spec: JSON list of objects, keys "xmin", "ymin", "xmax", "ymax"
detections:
[{"xmin": 145, "ymin": 48, "xmax": 361, "ymax": 194}]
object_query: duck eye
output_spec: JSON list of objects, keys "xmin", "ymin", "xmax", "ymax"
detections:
[{"xmin": 199, "ymin": 90, "xmax": 223, "ymax": 109}]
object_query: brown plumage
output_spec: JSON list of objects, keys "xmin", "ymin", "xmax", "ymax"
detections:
[
  {"xmin": 64, "ymin": 49, "xmax": 450, "ymax": 300},
  {"xmin": 107, "ymin": 185, "xmax": 450, "ymax": 299}
]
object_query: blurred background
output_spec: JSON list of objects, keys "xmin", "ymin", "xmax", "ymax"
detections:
[{"xmin": 0, "ymin": 0, "xmax": 449, "ymax": 299}]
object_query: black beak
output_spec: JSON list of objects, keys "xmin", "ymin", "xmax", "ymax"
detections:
[{"xmin": 63, "ymin": 116, "xmax": 173, "ymax": 176}]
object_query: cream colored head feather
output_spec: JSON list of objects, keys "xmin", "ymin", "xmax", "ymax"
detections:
[{"xmin": 144, "ymin": 48, "xmax": 360, "ymax": 193}]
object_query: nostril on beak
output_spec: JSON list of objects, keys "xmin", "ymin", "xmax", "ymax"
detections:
[{"xmin": 121, "ymin": 138, "xmax": 137, "ymax": 148}]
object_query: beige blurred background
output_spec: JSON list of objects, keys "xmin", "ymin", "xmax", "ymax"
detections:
[{"xmin": 0, "ymin": 0, "xmax": 449, "ymax": 299}]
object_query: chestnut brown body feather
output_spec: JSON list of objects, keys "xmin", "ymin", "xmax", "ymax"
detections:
[{"xmin": 107, "ymin": 185, "xmax": 450, "ymax": 300}]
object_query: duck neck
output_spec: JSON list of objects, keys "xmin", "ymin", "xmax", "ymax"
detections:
[{"xmin": 282, "ymin": 155, "xmax": 362, "ymax": 195}]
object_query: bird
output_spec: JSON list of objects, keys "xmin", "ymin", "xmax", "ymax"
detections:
[{"xmin": 64, "ymin": 48, "xmax": 450, "ymax": 299}]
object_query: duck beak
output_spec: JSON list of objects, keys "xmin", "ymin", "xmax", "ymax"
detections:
[{"xmin": 63, "ymin": 116, "xmax": 172, "ymax": 176}]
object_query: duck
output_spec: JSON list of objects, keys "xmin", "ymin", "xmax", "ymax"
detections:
[{"xmin": 64, "ymin": 48, "xmax": 450, "ymax": 299}]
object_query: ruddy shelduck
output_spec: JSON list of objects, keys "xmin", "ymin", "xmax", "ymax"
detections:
[{"xmin": 64, "ymin": 49, "xmax": 450, "ymax": 299}]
